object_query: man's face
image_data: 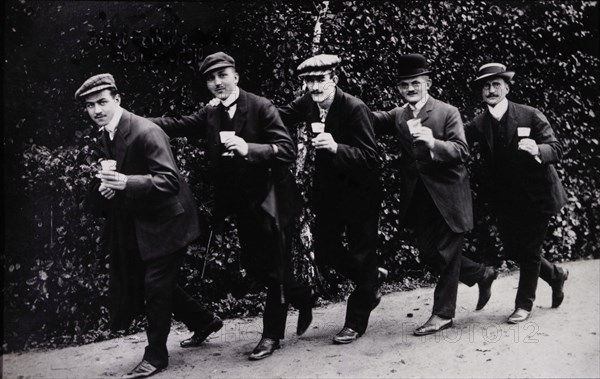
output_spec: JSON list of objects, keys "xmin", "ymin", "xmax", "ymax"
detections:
[
  {"xmin": 398, "ymin": 75, "xmax": 431, "ymax": 105},
  {"xmin": 481, "ymin": 77, "xmax": 509, "ymax": 106},
  {"xmin": 206, "ymin": 67, "xmax": 239, "ymax": 100},
  {"xmin": 302, "ymin": 72, "xmax": 337, "ymax": 104},
  {"xmin": 84, "ymin": 89, "xmax": 120, "ymax": 127}
]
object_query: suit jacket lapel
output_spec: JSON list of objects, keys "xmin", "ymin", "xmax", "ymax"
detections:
[
  {"xmin": 505, "ymin": 101, "xmax": 519, "ymax": 145},
  {"xmin": 479, "ymin": 111, "xmax": 495, "ymax": 159},
  {"xmin": 324, "ymin": 88, "xmax": 342, "ymax": 133},
  {"xmin": 233, "ymin": 88, "xmax": 248, "ymax": 135},
  {"xmin": 113, "ymin": 110, "xmax": 131, "ymax": 172},
  {"xmin": 399, "ymin": 104, "xmax": 413, "ymax": 142},
  {"xmin": 418, "ymin": 96, "xmax": 434, "ymax": 125}
]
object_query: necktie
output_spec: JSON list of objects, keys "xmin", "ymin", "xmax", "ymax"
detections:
[{"xmin": 219, "ymin": 100, "xmax": 237, "ymax": 131}]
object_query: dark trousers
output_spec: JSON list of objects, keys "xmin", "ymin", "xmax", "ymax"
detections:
[
  {"xmin": 497, "ymin": 205, "xmax": 559, "ymax": 311},
  {"xmin": 459, "ymin": 256, "xmax": 487, "ymax": 287},
  {"xmin": 143, "ymin": 250, "xmax": 216, "ymax": 368},
  {"xmin": 236, "ymin": 204, "xmax": 311, "ymax": 340},
  {"xmin": 313, "ymin": 201, "xmax": 380, "ymax": 334},
  {"xmin": 408, "ymin": 182, "xmax": 463, "ymax": 319}
]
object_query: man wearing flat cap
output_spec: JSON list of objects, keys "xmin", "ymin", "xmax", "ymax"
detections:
[
  {"xmin": 78, "ymin": 73, "xmax": 218, "ymax": 378},
  {"xmin": 148, "ymin": 51, "xmax": 313, "ymax": 360},
  {"xmin": 466, "ymin": 62, "xmax": 569, "ymax": 324},
  {"xmin": 278, "ymin": 54, "xmax": 383, "ymax": 344},
  {"xmin": 373, "ymin": 53, "xmax": 499, "ymax": 336}
]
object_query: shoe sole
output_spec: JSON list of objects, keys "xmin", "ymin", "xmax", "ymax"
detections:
[
  {"xmin": 507, "ymin": 316, "xmax": 530, "ymax": 324},
  {"xmin": 332, "ymin": 336, "xmax": 360, "ymax": 344},
  {"xmin": 248, "ymin": 345, "xmax": 280, "ymax": 361},
  {"xmin": 180, "ymin": 321, "xmax": 224, "ymax": 348},
  {"xmin": 413, "ymin": 320, "xmax": 453, "ymax": 336}
]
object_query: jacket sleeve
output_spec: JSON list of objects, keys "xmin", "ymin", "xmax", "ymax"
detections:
[
  {"xmin": 277, "ymin": 95, "xmax": 309, "ymax": 129},
  {"xmin": 372, "ymin": 109, "xmax": 398, "ymax": 136},
  {"xmin": 147, "ymin": 107, "xmax": 208, "ymax": 139},
  {"xmin": 124, "ymin": 126, "xmax": 180, "ymax": 199},
  {"xmin": 530, "ymin": 109, "xmax": 563, "ymax": 164},
  {"xmin": 430, "ymin": 106, "xmax": 470, "ymax": 164},
  {"xmin": 246, "ymin": 99, "xmax": 297, "ymax": 164},
  {"xmin": 332, "ymin": 102, "xmax": 380, "ymax": 171}
]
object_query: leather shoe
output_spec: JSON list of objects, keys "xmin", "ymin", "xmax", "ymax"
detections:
[
  {"xmin": 180, "ymin": 316, "xmax": 223, "ymax": 348},
  {"xmin": 414, "ymin": 315, "xmax": 453, "ymax": 336},
  {"xmin": 476, "ymin": 266, "xmax": 498, "ymax": 311},
  {"xmin": 249, "ymin": 337, "xmax": 280, "ymax": 360},
  {"xmin": 551, "ymin": 268, "xmax": 569, "ymax": 308},
  {"xmin": 122, "ymin": 360, "xmax": 165, "ymax": 379},
  {"xmin": 507, "ymin": 308, "xmax": 530, "ymax": 324},
  {"xmin": 332, "ymin": 327, "xmax": 361, "ymax": 344}
]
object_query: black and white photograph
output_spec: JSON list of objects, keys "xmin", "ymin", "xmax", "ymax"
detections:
[{"xmin": 3, "ymin": 1, "xmax": 599, "ymax": 378}]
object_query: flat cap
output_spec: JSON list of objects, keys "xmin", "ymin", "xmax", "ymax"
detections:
[
  {"xmin": 199, "ymin": 52, "xmax": 235, "ymax": 76},
  {"xmin": 297, "ymin": 54, "xmax": 341, "ymax": 77},
  {"xmin": 74, "ymin": 73, "xmax": 117, "ymax": 100}
]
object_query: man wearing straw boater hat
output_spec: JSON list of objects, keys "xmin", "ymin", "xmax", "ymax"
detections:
[
  {"xmin": 278, "ymin": 54, "xmax": 383, "ymax": 345},
  {"xmin": 77, "ymin": 73, "xmax": 214, "ymax": 378},
  {"xmin": 373, "ymin": 53, "xmax": 501, "ymax": 336},
  {"xmin": 149, "ymin": 52, "xmax": 313, "ymax": 360},
  {"xmin": 466, "ymin": 62, "xmax": 569, "ymax": 324}
]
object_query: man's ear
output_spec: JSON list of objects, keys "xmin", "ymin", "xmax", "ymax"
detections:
[
  {"xmin": 114, "ymin": 94, "xmax": 121, "ymax": 104},
  {"xmin": 426, "ymin": 78, "xmax": 432, "ymax": 90},
  {"xmin": 332, "ymin": 75, "xmax": 339, "ymax": 84},
  {"xmin": 234, "ymin": 72, "xmax": 240, "ymax": 85},
  {"xmin": 505, "ymin": 83, "xmax": 510, "ymax": 94}
]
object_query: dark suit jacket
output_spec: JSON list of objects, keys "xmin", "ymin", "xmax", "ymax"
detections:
[
  {"xmin": 466, "ymin": 100, "xmax": 567, "ymax": 216},
  {"xmin": 373, "ymin": 96, "xmax": 473, "ymax": 234},
  {"xmin": 278, "ymin": 87, "xmax": 381, "ymax": 214},
  {"xmin": 87, "ymin": 109, "xmax": 201, "ymax": 262},
  {"xmin": 148, "ymin": 88, "xmax": 299, "ymax": 228}
]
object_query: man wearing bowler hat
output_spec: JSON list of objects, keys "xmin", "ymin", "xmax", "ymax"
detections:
[
  {"xmin": 466, "ymin": 62, "xmax": 569, "ymax": 323},
  {"xmin": 78, "ymin": 73, "xmax": 219, "ymax": 378},
  {"xmin": 278, "ymin": 54, "xmax": 383, "ymax": 344},
  {"xmin": 148, "ymin": 52, "xmax": 313, "ymax": 360},
  {"xmin": 373, "ymin": 53, "xmax": 499, "ymax": 336}
]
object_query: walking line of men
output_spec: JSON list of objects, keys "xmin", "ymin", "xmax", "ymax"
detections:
[{"xmin": 78, "ymin": 51, "xmax": 569, "ymax": 378}]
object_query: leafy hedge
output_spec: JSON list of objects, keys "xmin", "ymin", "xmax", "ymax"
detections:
[{"xmin": 3, "ymin": 0, "xmax": 598, "ymax": 352}]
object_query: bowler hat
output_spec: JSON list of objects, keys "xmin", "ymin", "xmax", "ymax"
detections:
[
  {"xmin": 397, "ymin": 54, "xmax": 432, "ymax": 79},
  {"xmin": 74, "ymin": 73, "xmax": 117, "ymax": 99},
  {"xmin": 199, "ymin": 52, "xmax": 235, "ymax": 76},
  {"xmin": 473, "ymin": 63, "xmax": 515, "ymax": 84},
  {"xmin": 297, "ymin": 54, "xmax": 341, "ymax": 77}
]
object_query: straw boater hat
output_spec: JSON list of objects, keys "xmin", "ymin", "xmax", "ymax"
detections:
[{"xmin": 473, "ymin": 63, "xmax": 515, "ymax": 85}]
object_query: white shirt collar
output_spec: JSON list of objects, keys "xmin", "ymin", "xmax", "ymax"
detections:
[
  {"xmin": 409, "ymin": 94, "xmax": 429, "ymax": 115},
  {"xmin": 102, "ymin": 106, "xmax": 123, "ymax": 140},
  {"xmin": 221, "ymin": 86, "xmax": 239, "ymax": 108},
  {"xmin": 487, "ymin": 98, "xmax": 509, "ymax": 121}
]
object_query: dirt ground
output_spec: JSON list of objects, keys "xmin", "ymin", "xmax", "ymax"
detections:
[{"xmin": 3, "ymin": 259, "xmax": 599, "ymax": 379}]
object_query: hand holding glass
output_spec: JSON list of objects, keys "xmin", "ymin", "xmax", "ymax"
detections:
[{"xmin": 219, "ymin": 131, "xmax": 236, "ymax": 157}]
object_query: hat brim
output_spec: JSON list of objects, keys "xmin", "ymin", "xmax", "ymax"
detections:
[
  {"xmin": 76, "ymin": 84, "xmax": 117, "ymax": 99},
  {"xmin": 473, "ymin": 71, "xmax": 515, "ymax": 84},
  {"xmin": 202, "ymin": 62, "xmax": 235, "ymax": 76},
  {"xmin": 397, "ymin": 70, "xmax": 432, "ymax": 80},
  {"xmin": 298, "ymin": 69, "xmax": 334, "ymax": 78}
]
